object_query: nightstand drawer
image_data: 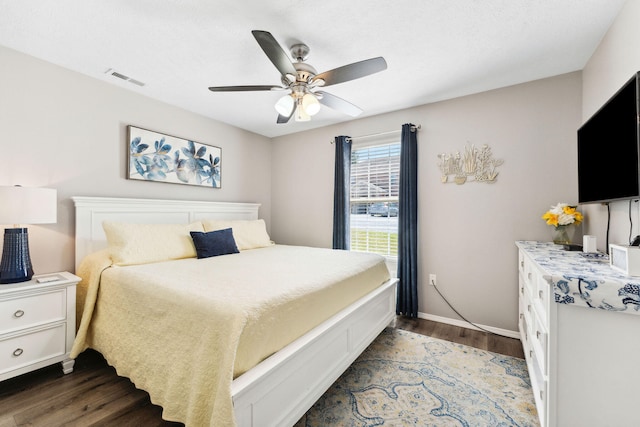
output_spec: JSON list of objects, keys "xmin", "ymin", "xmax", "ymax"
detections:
[
  {"xmin": 0, "ymin": 324, "xmax": 66, "ymax": 375},
  {"xmin": 0, "ymin": 289, "xmax": 66, "ymax": 335}
]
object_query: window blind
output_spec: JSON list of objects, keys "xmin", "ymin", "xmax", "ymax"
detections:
[{"xmin": 350, "ymin": 142, "xmax": 400, "ymax": 258}]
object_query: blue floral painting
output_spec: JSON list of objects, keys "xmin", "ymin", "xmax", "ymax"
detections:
[{"xmin": 127, "ymin": 126, "xmax": 221, "ymax": 188}]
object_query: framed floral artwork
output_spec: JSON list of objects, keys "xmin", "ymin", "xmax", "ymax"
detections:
[{"xmin": 127, "ymin": 126, "xmax": 221, "ymax": 188}]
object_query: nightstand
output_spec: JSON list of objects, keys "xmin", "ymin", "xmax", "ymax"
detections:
[{"xmin": 0, "ymin": 271, "xmax": 80, "ymax": 382}]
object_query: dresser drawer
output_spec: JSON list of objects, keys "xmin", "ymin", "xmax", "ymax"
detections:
[
  {"xmin": 521, "ymin": 296, "xmax": 533, "ymax": 350},
  {"xmin": 534, "ymin": 274, "xmax": 550, "ymax": 326},
  {"xmin": 0, "ymin": 290, "xmax": 66, "ymax": 335},
  {"xmin": 529, "ymin": 348, "xmax": 547, "ymax": 427},
  {"xmin": 0, "ymin": 324, "xmax": 66, "ymax": 375},
  {"xmin": 522, "ymin": 255, "xmax": 535, "ymax": 287},
  {"xmin": 531, "ymin": 310, "xmax": 548, "ymax": 374},
  {"xmin": 520, "ymin": 309, "xmax": 530, "ymax": 348}
]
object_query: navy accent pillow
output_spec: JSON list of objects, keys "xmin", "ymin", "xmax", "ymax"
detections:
[{"xmin": 190, "ymin": 228, "xmax": 239, "ymax": 259}]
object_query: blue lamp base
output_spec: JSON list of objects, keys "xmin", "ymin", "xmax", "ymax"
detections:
[{"xmin": 0, "ymin": 228, "xmax": 34, "ymax": 284}]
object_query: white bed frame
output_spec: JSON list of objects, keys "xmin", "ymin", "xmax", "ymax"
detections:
[{"xmin": 73, "ymin": 196, "xmax": 398, "ymax": 427}]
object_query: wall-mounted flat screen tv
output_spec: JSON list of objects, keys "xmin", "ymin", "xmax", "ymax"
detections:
[{"xmin": 578, "ymin": 72, "xmax": 640, "ymax": 204}]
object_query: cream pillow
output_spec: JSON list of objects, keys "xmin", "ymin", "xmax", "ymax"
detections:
[
  {"xmin": 103, "ymin": 221, "xmax": 204, "ymax": 266},
  {"xmin": 201, "ymin": 219, "xmax": 273, "ymax": 251}
]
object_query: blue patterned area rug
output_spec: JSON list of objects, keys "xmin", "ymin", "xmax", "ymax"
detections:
[{"xmin": 294, "ymin": 328, "xmax": 538, "ymax": 427}]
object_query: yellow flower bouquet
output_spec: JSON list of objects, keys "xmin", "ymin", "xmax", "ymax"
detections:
[{"xmin": 542, "ymin": 203, "xmax": 583, "ymax": 244}]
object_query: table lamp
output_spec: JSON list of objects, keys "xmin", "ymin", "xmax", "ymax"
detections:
[{"xmin": 0, "ymin": 186, "xmax": 57, "ymax": 284}]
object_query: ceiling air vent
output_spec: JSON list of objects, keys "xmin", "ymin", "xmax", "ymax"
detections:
[{"xmin": 105, "ymin": 68, "xmax": 145, "ymax": 87}]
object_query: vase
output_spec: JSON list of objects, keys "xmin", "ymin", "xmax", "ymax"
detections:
[{"xmin": 552, "ymin": 226, "xmax": 575, "ymax": 245}]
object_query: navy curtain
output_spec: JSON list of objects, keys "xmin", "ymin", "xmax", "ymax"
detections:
[
  {"xmin": 396, "ymin": 124, "xmax": 418, "ymax": 317},
  {"xmin": 332, "ymin": 135, "xmax": 351, "ymax": 250}
]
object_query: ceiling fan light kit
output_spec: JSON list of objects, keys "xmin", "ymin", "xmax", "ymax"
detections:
[
  {"xmin": 302, "ymin": 93, "xmax": 320, "ymax": 116},
  {"xmin": 209, "ymin": 30, "xmax": 387, "ymax": 124},
  {"xmin": 274, "ymin": 95, "xmax": 294, "ymax": 116}
]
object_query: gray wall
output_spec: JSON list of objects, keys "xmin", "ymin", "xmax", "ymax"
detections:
[
  {"xmin": 581, "ymin": 0, "xmax": 640, "ymax": 249},
  {"xmin": 270, "ymin": 72, "xmax": 582, "ymax": 332},
  {"xmin": 0, "ymin": 45, "xmax": 272, "ymax": 275}
]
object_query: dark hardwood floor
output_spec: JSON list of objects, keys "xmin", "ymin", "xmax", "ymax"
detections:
[
  {"xmin": 0, "ymin": 349, "xmax": 182, "ymax": 427},
  {"xmin": 395, "ymin": 317, "xmax": 525, "ymax": 359},
  {"xmin": 0, "ymin": 318, "xmax": 523, "ymax": 426}
]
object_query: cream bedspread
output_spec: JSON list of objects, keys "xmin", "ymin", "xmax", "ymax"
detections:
[{"xmin": 71, "ymin": 245, "xmax": 390, "ymax": 427}]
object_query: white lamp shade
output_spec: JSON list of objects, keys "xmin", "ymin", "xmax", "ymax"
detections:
[
  {"xmin": 274, "ymin": 95, "xmax": 294, "ymax": 116},
  {"xmin": 0, "ymin": 186, "xmax": 57, "ymax": 225},
  {"xmin": 294, "ymin": 98, "xmax": 310, "ymax": 122},
  {"xmin": 302, "ymin": 93, "xmax": 320, "ymax": 116}
]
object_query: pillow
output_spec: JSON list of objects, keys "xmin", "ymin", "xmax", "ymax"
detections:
[
  {"xmin": 190, "ymin": 228, "xmax": 239, "ymax": 259},
  {"xmin": 201, "ymin": 219, "xmax": 273, "ymax": 251},
  {"xmin": 103, "ymin": 221, "xmax": 204, "ymax": 266}
]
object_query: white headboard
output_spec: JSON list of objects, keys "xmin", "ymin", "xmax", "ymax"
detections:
[{"xmin": 73, "ymin": 196, "xmax": 261, "ymax": 270}]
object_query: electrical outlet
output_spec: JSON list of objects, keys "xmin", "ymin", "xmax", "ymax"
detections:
[{"xmin": 429, "ymin": 274, "xmax": 436, "ymax": 286}]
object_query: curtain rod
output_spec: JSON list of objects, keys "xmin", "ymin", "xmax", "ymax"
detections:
[{"xmin": 330, "ymin": 124, "xmax": 421, "ymax": 143}]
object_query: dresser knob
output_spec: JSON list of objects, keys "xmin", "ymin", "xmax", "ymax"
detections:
[
  {"xmin": 13, "ymin": 348, "xmax": 24, "ymax": 357},
  {"xmin": 13, "ymin": 310, "xmax": 25, "ymax": 318},
  {"xmin": 538, "ymin": 290, "xmax": 544, "ymax": 299},
  {"xmin": 536, "ymin": 331, "xmax": 541, "ymax": 339}
]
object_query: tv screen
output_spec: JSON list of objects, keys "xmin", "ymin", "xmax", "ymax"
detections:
[{"xmin": 578, "ymin": 73, "xmax": 640, "ymax": 204}]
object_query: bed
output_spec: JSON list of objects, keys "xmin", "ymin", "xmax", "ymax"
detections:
[{"xmin": 70, "ymin": 196, "xmax": 398, "ymax": 427}]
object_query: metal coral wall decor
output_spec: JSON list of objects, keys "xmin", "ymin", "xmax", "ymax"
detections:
[{"xmin": 437, "ymin": 143, "xmax": 503, "ymax": 184}]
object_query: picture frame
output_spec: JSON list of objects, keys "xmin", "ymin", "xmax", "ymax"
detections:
[{"xmin": 127, "ymin": 126, "xmax": 221, "ymax": 188}]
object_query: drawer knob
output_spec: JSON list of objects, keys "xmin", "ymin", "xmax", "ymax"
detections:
[
  {"xmin": 520, "ymin": 260, "xmax": 524, "ymax": 268},
  {"xmin": 538, "ymin": 290, "xmax": 544, "ymax": 299},
  {"xmin": 527, "ymin": 272, "xmax": 532, "ymax": 280},
  {"xmin": 13, "ymin": 348, "xmax": 24, "ymax": 357},
  {"xmin": 14, "ymin": 310, "xmax": 25, "ymax": 318},
  {"xmin": 536, "ymin": 331, "xmax": 541, "ymax": 339},
  {"xmin": 527, "ymin": 304, "xmax": 531, "ymax": 313},
  {"xmin": 530, "ymin": 350, "xmax": 533, "ymax": 358}
]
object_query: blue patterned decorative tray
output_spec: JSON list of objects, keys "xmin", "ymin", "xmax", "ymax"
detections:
[{"xmin": 579, "ymin": 252, "xmax": 609, "ymax": 261}]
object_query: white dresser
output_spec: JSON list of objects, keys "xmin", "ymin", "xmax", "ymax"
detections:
[
  {"xmin": 0, "ymin": 272, "xmax": 80, "ymax": 381},
  {"xmin": 517, "ymin": 241, "xmax": 640, "ymax": 427}
]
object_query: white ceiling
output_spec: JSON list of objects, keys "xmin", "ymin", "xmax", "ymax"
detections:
[{"xmin": 0, "ymin": 0, "xmax": 627, "ymax": 138}]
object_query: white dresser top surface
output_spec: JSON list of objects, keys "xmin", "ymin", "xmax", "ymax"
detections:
[{"xmin": 517, "ymin": 241, "xmax": 640, "ymax": 315}]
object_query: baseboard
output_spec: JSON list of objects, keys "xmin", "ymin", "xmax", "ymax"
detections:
[{"xmin": 418, "ymin": 312, "xmax": 520, "ymax": 339}]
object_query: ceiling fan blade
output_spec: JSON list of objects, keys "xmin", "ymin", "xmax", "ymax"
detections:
[
  {"xmin": 312, "ymin": 57, "xmax": 387, "ymax": 87},
  {"xmin": 277, "ymin": 103, "xmax": 296, "ymax": 124},
  {"xmin": 316, "ymin": 91, "xmax": 363, "ymax": 117},
  {"xmin": 252, "ymin": 30, "xmax": 297, "ymax": 77},
  {"xmin": 208, "ymin": 85, "xmax": 282, "ymax": 92}
]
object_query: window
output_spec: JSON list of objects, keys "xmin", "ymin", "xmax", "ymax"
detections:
[{"xmin": 350, "ymin": 141, "xmax": 400, "ymax": 258}]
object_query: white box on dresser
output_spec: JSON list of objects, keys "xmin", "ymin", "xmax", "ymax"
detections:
[
  {"xmin": 517, "ymin": 241, "xmax": 640, "ymax": 427},
  {"xmin": 0, "ymin": 272, "xmax": 80, "ymax": 382}
]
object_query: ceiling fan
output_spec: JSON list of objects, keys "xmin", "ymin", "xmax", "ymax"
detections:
[{"xmin": 208, "ymin": 30, "xmax": 387, "ymax": 124}]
